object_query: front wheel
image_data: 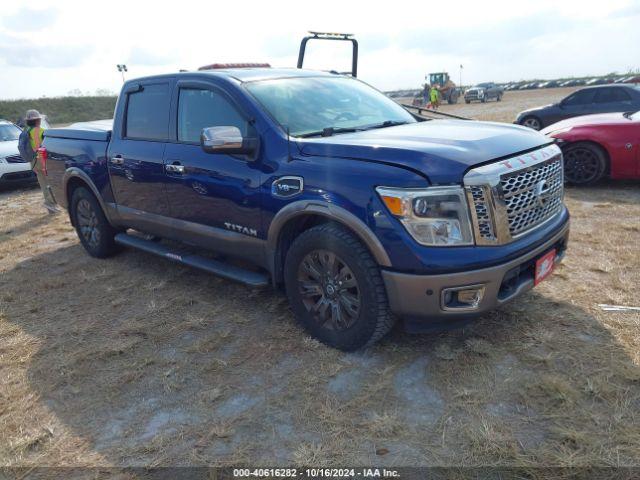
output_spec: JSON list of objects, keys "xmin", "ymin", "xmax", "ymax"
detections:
[
  {"xmin": 71, "ymin": 187, "xmax": 120, "ymax": 258},
  {"xmin": 520, "ymin": 115, "xmax": 542, "ymax": 130},
  {"xmin": 563, "ymin": 142, "xmax": 607, "ymax": 185},
  {"xmin": 284, "ymin": 224, "xmax": 395, "ymax": 351}
]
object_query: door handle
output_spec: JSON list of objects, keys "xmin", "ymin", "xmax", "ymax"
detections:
[
  {"xmin": 166, "ymin": 163, "xmax": 185, "ymax": 174},
  {"xmin": 111, "ymin": 155, "xmax": 124, "ymax": 166}
]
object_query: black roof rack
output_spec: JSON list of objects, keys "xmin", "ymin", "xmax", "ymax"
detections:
[{"xmin": 297, "ymin": 31, "xmax": 358, "ymax": 77}]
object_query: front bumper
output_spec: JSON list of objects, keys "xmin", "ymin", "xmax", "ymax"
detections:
[
  {"xmin": 0, "ymin": 170, "xmax": 37, "ymax": 184},
  {"xmin": 382, "ymin": 218, "xmax": 569, "ymax": 330}
]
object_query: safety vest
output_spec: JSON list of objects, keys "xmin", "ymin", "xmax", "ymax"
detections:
[{"xmin": 28, "ymin": 126, "xmax": 44, "ymax": 151}]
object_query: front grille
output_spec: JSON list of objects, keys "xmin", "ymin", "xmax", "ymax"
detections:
[
  {"xmin": 469, "ymin": 186, "xmax": 495, "ymax": 240},
  {"xmin": 5, "ymin": 155, "xmax": 26, "ymax": 163},
  {"xmin": 464, "ymin": 144, "xmax": 565, "ymax": 245},
  {"xmin": 501, "ymin": 156, "xmax": 563, "ymax": 236}
]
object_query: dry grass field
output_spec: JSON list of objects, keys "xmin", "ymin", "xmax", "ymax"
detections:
[{"xmin": 1, "ymin": 88, "xmax": 639, "ymax": 474}]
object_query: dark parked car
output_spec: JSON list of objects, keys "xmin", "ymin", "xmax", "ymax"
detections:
[
  {"xmin": 515, "ymin": 85, "xmax": 640, "ymax": 130},
  {"xmin": 464, "ymin": 82, "xmax": 504, "ymax": 103}
]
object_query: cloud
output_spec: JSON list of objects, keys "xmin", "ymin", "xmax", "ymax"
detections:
[
  {"xmin": 2, "ymin": 7, "xmax": 58, "ymax": 32},
  {"xmin": 0, "ymin": 33, "xmax": 93, "ymax": 68},
  {"xmin": 127, "ymin": 47, "xmax": 180, "ymax": 66}
]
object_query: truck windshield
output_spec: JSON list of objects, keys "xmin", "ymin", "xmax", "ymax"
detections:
[
  {"xmin": 245, "ymin": 76, "xmax": 415, "ymax": 137},
  {"xmin": 0, "ymin": 124, "xmax": 21, "ymax": 142}
]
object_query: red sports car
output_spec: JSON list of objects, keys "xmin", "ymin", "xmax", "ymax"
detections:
[{"xmin": 542, "ymin": 110, "xmax": 640, "ymax": 185}]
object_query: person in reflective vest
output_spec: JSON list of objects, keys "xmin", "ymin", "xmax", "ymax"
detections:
[
  {"xmin": 429, "ymin": 85, "xmax": 440, "ymax": 110},
  {"xmin": 18, "ymin": 109, "xmax": 58, "ymax": 214}
]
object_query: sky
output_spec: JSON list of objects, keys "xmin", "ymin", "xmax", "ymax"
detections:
[{"xmin": 0, "ymin": 0, "xmax": 638, "ymax": 99}]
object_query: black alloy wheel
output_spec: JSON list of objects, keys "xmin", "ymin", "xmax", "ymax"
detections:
[
  {"xmin": 563, "ymin": 143, "xmax": 607, "ymax": 185},
  {"xmin": 71, "ymin": 187, "xmax": 120, "ymax": 258},
  {"xmin": 284, "ymin": 224, "xmax": 395, "ymax": 351},
  {"xmin": 297, "ymin": 249, "xmax": 361, "ymax": 331}
]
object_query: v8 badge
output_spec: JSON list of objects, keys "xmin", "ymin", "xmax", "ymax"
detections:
[{"xmin": 272, "ymin": 176, "xmax": 304, "ymax": 198}]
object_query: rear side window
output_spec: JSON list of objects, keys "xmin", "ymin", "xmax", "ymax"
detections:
[
  {"xmin": 177, "ymin": 89, "xmax": 247, "ymax": 143},
  {"xmin": 594, "ymin": 87, "xmax": 632, "ymax": 103},
  {"xmin": 125, "ymin": 83, "xmax": 171, "ymax": 140},
  {"xmin": 562, "ymin": 89, "xmax": 596, "ymax": 106}
]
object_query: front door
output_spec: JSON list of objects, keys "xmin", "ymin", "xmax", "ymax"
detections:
[
  {"xmin": 163, "ymin": 84, "xmax": 262, "ymax": 238},
  {"xmin": 107, "ymin": 82, "xmax": 172, "ymax": 216},
  {"xmin": 557, "ymin": 88, "xmax": 596, "ymax": 122}
]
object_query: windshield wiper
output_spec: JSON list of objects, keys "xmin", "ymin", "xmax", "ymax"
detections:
[
  {"xmin": 298, "ymin": 120, "xmax": 411, "ymax": 138},
  {"xmin": 361, "ymin": 120, "xmax": 410, "ymax": 130},
  {"xmin": 298, "ymin": 126, "xmax": 363, "ymax": 138}
]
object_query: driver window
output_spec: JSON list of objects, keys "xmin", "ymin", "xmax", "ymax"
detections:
[{"xmin": 178, "ymin": 88, "xmax": 247, "ymax": 143}]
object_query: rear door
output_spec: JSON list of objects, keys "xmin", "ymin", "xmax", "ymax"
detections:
[
  {"xmin": 593, "ymin": 87, "xmax": 635, "ymax": 114},
  {"xmin": 107, "ymin": 81, "xmax": 173, "ymax": 216},
  {"xmin": 162, "ymin": 81, "xmax": 262, "ymax": 235}
]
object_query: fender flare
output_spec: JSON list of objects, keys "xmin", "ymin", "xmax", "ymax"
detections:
[
  {"xmin": 266, "ymin": 200, "xmax": 392, "ymax": 273},
  {"xmin": 62, "ymin": 168, "xmax": 117, "ymax": 224}
]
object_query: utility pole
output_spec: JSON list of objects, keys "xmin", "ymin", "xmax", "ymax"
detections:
[
  {"xmin": 459, "ymin": 64, "xmax": 463, "ymax": 89},
  {"xmin": 117, "ymin": 64, "xmax": 128, "ymax": 82}
]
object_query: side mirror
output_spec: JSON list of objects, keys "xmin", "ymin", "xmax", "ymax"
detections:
[{"xmin": 200, "ymin": 126, "xmax": 258, "ymax": 157}]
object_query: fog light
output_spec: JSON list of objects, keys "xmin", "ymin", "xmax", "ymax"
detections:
[{"xmin": 442, "ymin": 285, "xmax": 486, "ymax": 311}]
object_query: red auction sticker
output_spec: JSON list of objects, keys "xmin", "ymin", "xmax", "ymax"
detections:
[{"xmin": 535, "ymin": 249, "xmax": 556, "ymax": 285}]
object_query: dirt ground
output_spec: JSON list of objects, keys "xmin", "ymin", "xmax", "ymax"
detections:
[
  {"xmin": 1, "ymin": 89, "xmax": 639, "ymax": 473},
  {"xmin": 398, "ymin": 86, "xmax": 580, "ymax": 123}
]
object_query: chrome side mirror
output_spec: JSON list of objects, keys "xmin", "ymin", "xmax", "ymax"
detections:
[{"xmin": 200, "ymin": 126, "xmax": 258, "ymax": 157}]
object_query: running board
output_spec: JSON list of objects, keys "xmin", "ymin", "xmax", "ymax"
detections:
[{"xmin": 114, "ymin": 233, "xmax": 269, "ymax": 287}]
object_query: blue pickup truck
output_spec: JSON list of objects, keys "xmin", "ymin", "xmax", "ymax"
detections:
[{"xmin": 41, "ymin": 67, "xmax": 569, "ymax": 350}]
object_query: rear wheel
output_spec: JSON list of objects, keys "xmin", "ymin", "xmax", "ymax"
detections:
[
  {"xmin": 497, "ymin": 93, "xmax": 502, "ymax": 102},
  {"xmin": 71, "ymin": 187, "xmax": 120, "ymax": 258},
  {"xmin": 563, "ymin": 142, "xmax": 607, "ymax": 185},
  {"xmin": 284, "ymin": 224, "xmax": 395, "ymax": 351},
  {"xmin": 521, "ymin": 115, "xmax": 542, "ymax": 130}
]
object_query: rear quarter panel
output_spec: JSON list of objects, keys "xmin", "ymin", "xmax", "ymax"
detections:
[{"xmin": 43, "ymin": 136, "xmax": 114, "ymax": 208}]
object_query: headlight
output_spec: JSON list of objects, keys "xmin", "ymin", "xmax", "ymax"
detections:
[{"xmin": 376, "ymin": 186, "xmax": 474, "ymax": 246}]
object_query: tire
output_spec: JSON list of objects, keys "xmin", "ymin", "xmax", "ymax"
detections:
[
  {"xmin": 465, "ymin": 99, "xmax": 471, "ymax": 104},
  {"xmin": 284, "ymin": 224, "xmax": 395, "ymax": 351},
  {"xmin": 562, "ymin": 142, "xmax": 608, "ymax": 185},
  {"xmin": 520, "ymin": 115, "xmax": 542, "ymax": 130},
  {"xmin": 497, "ymin": 93, "xmax": 502, "ymax": 102},
  {"xmin": 481, "ymin": 96, "xmax": 486, "ymax": 103},
  {"xmin": 70, "ymin": 187, "xmax": 120, "ymax": 258}
]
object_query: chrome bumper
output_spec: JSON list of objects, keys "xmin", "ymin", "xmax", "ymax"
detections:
[{"xmin": 382, "ymin": 219, "xmax": 569, "ymax": 322}]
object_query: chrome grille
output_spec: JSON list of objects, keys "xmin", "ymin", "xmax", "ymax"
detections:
[
  {"xmin": 501, "ymin": 156, "xmax": 563, "ymax": 237},
  {"xmin": 463, "ymin": 144, "xmax": 565, "ymax": 245},
  {"xmin": 468, "ymin": 186, "xmax": 495, "ymax": 240}
]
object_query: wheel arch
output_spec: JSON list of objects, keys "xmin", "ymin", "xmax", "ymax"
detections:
[
  {"xmin": 561, "ymin": 139, "xmax": 612, "ymax": 176},
  {"xmin": 266, "ymin": 201, "xmax": 392, "ymax": 285},
  {"xmin": 520, "ymin": 114, "xmax": 543, "ymax": 129},
  {"xmin": 63, "ymin": 168, "xmax": 115, "ymax": 225}
]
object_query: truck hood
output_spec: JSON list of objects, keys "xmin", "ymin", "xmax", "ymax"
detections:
[
  {"xmin": 0, "ymin": 140, "xmax": 18, "ymax": 158},
  {"xmin": 297, "ymin": 120, "xmax": 549, "ymax": 183},
  {"xmin": 541, "ymin": 112, "xmax": 635, "ymax": 133}
]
